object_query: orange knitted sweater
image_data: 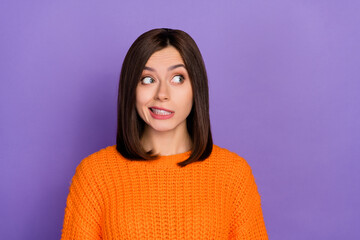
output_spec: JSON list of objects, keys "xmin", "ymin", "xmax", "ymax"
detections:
[{"xmin": 61, "ymin": 144, "xmax": 268, "ymax": 239}]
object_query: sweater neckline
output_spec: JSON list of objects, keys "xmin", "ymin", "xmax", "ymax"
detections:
[
  {"xmin": 114, "ymin": 145, "xmax": 216, "ymax": 169},
  {"xmin": 149, "ymin": 150, "xmax": 192, "ymax": 168},
  {"xmin": 157, "ymin": 149, "xmax": 192, "ymax": 159}
]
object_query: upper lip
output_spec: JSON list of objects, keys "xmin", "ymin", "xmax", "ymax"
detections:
[{"xmin": 149, "ymin": 106, "xmax": 174, "ymax": 113}]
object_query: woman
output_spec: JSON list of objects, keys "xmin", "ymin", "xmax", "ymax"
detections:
[{"xmin": 61, "ymin": 28, "xmax": 268, "ymax": 239}]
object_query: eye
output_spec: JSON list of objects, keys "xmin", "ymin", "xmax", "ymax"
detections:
[
  {"xmin": 171, "ymin": 75, "xmax": 185, "ymax": 84},
  {"xmin": 141, "ymin": 76, "xmax": 155, "ymax": 85}
]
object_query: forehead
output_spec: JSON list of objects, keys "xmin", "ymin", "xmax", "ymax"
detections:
[{"xmin": 145, "ymin": 46, "xmax": 184, "ymax": 67}]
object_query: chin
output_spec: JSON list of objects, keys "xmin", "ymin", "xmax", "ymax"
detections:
[
  {"xmin": 149, "ymin": 124, "xmax": 177, "ymax": 133},
  {"xmin": 146, "ymin": 119, "xmax": 186, "ymax": 133}
]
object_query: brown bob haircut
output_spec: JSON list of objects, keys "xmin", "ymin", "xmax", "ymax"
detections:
[{"xmin": 116, "ymin": 28, "xmax": 213, "ymax": 168}]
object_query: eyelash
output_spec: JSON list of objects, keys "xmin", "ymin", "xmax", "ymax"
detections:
[{"xmin": 140, "ymin": 75, "xmax": 185, "ymax": 85}]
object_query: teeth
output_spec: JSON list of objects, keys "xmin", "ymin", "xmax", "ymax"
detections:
[{"xmin": 151, "ymin": 108, "xmax": 172, "ymax": 115}]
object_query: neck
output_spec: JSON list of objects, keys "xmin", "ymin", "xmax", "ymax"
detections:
[{"xmin": 140, "ymin": 123, "xmax": 192, "ymax": 156}]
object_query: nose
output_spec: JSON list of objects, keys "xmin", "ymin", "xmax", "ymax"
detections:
[{"xmin": 155, "ymin": 81, "xmax": 169, "ymax": 101}]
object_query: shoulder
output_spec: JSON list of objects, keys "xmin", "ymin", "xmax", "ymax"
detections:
[
  {"xmin": 85, "ymin": 145, "xmax": 119, "ymax": 161},
  {"xmin": 211, "ymin": 145, "xmax": 258, "ymax": 197},
  {"xmin": 211, "ymin": 144, "xmax": 252, "ymax": 176},
  {"xmin": 76, "ymin": 145, "xmax": 122, "ymax": 172}
]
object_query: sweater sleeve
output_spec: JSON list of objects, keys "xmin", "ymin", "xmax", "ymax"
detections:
[
  {"xmin": 229, "ymin": 163, "xmax": 268, "ymax": 239},
  {"xmin": 61, "ymin": 156, "xmax": 104, "ymax": 240}
]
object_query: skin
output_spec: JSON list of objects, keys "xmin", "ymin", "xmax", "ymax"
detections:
[{"xmin": 136, "ymin": 46, "xmax": 193, "ymax": 156}]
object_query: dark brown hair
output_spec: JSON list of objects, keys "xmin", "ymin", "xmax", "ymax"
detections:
[{"xmin": 116, "ymin": 28, "xmax": 213, "ymax": 167}]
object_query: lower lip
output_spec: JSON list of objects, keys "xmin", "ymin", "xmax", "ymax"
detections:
[{"xmin": 149, "ymin": 108, "xmax": 175, "ymax": 120}]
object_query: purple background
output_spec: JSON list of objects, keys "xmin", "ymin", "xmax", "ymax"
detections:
[{"xmin": 1, "ymin": 1, "xmax": 359, "ymax": 239}]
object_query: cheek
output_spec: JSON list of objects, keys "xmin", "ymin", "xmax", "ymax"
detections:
[
  {"xmin": 135, "ymin": 88, "xmax": 147, "ymax": 115},
  {"xmin": 178, "ymin": 87, "xmax": 193, "ymax": 115},
  {"xmin": 186, "ymin": 93, "xmax": 194, "ymax": 113},
  {"xmin": 186, "ymin": 85, "xmax": 194, "ymax": 109},
  {"xmin": 136, "ymin": 86, "xmax": 154, "ymax": 103},
  {"xmin": 136, "ymin": 87, "xmax": 156, "ymax": 120}
]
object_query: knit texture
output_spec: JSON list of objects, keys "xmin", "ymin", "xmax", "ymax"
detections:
[{"xmin": 61, "ymin": 144, "xmax": 268, "ymax": 239}]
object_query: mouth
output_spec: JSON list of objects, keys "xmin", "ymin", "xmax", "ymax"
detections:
[
  {"xmin": 149, "ymin": 107, "xmax": 174, "ymax": 115},
  {"xmin": 149, "ymin": 107, "xmax": 175, "ymax": 120}
]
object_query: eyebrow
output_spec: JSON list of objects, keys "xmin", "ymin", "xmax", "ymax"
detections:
[{"xmin": 143, "ymin": 64, "xmax": 186, "ymax": 72}]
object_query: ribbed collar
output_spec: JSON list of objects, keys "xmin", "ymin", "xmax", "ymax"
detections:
[
  {"xmin": 114, "ymin": 145, "xmax": 216, "ymax": 169},
  {"xmin": 151, "ymin": 150, "xmax": 193, "ymax": 168}
]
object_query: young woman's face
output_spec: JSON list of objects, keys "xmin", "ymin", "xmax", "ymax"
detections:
[{"xmin": 136, "ymin": 46, "xmax": 193, "ymax": 134}]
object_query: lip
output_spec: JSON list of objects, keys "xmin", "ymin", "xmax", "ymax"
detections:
[
  {"xmin": 149, "ymin": 106, "xmax": 174, "ymax": 112},
  {"xmin": 148, "ymin": 107, "xmax": 175, "ymax": 120}
]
